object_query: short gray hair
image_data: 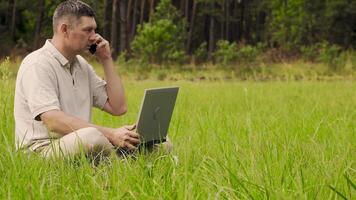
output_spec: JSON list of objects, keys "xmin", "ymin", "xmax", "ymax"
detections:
[{"xmin": 53, "ymin": 0, "xmax": 95, "ymax": 32}]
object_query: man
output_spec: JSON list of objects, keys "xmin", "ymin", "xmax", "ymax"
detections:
[{"xmin": 14, "ymin": 0, "xmax": 142, "ymax": 158}]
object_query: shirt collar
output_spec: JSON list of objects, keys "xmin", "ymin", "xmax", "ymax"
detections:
[{"xmin": 44, "ymin": 40, "xmax": 81, "ymax": 70}]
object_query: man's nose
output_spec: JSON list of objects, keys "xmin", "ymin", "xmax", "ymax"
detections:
[{"xmin": 89, "ymin": 32, "xmax": 96, "ymax": 41}]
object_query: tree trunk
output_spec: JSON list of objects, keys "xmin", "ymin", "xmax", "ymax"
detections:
[
  {"xmin": 225, "ymin": 0, "xmax": 230, "ymax": 41},
  {"xmin": 184, "ymin": 0, "xmax": 189, "ymax": 19},
  {"xmin": 244, "ymin": 0, "xmax": 251, "ymax": 43},
  {"xmin": 119, "ymin": 0, "xmax": 129, "ymax": 53},
  {"xmin": 208, "ymin": 16, "xmax": 215, "ymax": 60},
  {"xmin": 186, "ymin": 0, "xmax": 197, "ymax": 54},
  {"xmin": 140, "ymin": 0, "xmax": 146, "ymax": 25},
  {"xmin": 238, "ymin": 0, "xmax": 244, "ymax": 42},
  {"xmin": 221, "ymin": 0, "xmax": 225, "ymax": 40},
  {"xmin": 131, "ymin": 0, "xmax": 139, "ymax": 41},
  {"xmin": 149, "ymin": 0, "xmax": 155, "ymax": 21},
  {"xmin": 103, "ymin": 0, "xmax": 113, "ymax": 40},
  {"xmin": 180, "ymin": 0, "xmax": 184, "ymax": 15},
  {"xmin": 127, "ymin": 0, "xmax": 133, "ymax": 31},
  {"xmin": 6, "ymin": 0, "xmax": 14, "ymax": 27},
  {"xmin": 34, "ymin": 0, "xmax": 45, "ymax": 49},
  {"xmin": 111, "ymin": 0, "xmax": 119, "ymax": 60},
  {"xmin": 10, "ymin": 0, "xmax": 16, "ymax": 39},
  {"xmin": 231, "ymin": 0, "xmax": 240, "ymax": 42}
]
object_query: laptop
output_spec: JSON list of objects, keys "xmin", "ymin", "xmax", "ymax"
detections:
[{"xmin": 135, "ymin": 86, "xmax": 179, "ymax": 147}]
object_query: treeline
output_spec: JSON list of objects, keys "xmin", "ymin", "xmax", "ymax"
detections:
[{"xmin": 0, "ymin": 0, "xmax": 355, "ymax": 64}]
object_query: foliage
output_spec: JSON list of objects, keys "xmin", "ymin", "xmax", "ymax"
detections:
[
  {"xmin": 213, "ymin": 40, "xmax": 263, "ymax": 73},
  {"xmin": 213, "ymin": 40, "xmax": 238, "ymax": 66},
  {"xmin": 236, "ymin": 45, "xmax": 262, "ymax": 65},
  {"xmin": 131, "ymin": 0, "xmax": 186, "ymax": 65},
  {"xmin": 193, "ymin": 42, "xmax": 208, "ymax": 64},
  {"xmin": 300, "ymin": 45, "xmax": 320, "ymax": 62},
  {"xmin": 0, "ymin": 0, "xmax": 355, "ymax": 64},
  {"xmin": 269, "ymin": 0, "xmax": 308, "ymax": 50},
  {"xmin": 300, "ymin": 42, "xmax": 346, "ymax": 71},
  {"xmin": 318, "ymin": 42, "xmax": 344, "ymax": 71},
  {"xmin": 268, "ymin": 0, "xmax": 356, "ymax": 50},
  {"xmin": 132, "ymin": 19, "xmax": 186, "ymax": 65}
]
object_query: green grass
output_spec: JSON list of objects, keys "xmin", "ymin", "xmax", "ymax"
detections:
[{"xmin": 0, "ymin": 60, "xmax": 355, "ymax": 199}]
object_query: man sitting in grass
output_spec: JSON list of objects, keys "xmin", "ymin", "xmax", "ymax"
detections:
[{"xmin": 14, "ymin": 0, "xmax": 171, "ymax": 159}]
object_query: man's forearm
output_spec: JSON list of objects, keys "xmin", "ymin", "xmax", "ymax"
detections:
[
  {"xmin": 40, "ymin": 110, "xmax": 113, "ymax": 140},
  {"xmin": 101, "ymin": 58, "xmax": 127, "ymax": 115}
]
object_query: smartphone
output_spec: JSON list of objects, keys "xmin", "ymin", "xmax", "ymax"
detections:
[{"xmin": 89, "ymin": 44, "xmax": 97, "ymax": 54}]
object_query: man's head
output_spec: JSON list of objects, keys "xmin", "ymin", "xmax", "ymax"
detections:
[{"xmin": 52, "ymin": 0, "xmax": 97, "ymax": 55}]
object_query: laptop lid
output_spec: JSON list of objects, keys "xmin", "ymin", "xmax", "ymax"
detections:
[{"xmin": 136, "ymin": 86, "xmax": 179, "ymax": 143}]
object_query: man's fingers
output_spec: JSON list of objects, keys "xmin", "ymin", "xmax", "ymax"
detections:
[
  {"xmin": 93, "ymin": 34, "xmax": 103, "ymax": 43},
  {"xmin": 96, "ymin": 40, "xmax": 108, "ymax": 49},
  {"xmin": 125, "ymin": 142, "xmax": 137, "ymax": 150},
  {"xmin": 125, "ymin": 137, "xmax": 140, "ymax": 145},
  {"xmin": 124, "ymin": 124, "xmax": 136, "ymax": 131},
  {"xmin": 128, "ymin": 131, "xmax": 139, "ymax": 138}
]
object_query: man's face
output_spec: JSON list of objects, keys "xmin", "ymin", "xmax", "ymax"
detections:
[{"xmin": 66, "ymin": 16, "xmax": 97, "ymax": 54}]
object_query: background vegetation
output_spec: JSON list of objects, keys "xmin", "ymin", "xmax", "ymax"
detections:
[{"xmin": 0, "ymin": 0, "xmax": 355, "ymax": 77}]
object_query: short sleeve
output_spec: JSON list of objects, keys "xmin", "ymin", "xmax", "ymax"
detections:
[
  {"xmin": 87, "ymin": 64, "xmax": 108, "ymax": 109},
  {"xmin": 22, "ymin": 64, "xmax": 60, "ymax": 120}
]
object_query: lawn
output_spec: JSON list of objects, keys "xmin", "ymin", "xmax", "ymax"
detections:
[{"xmin": 0, "ymin": 64, "xmax": 355, "ymax": 199}]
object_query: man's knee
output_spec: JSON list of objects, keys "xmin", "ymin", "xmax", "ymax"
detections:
[
  {"xmin": 42, "ymin": 127, "xmax": 113, "ymax": 158},
  {"xmin": 77, "ymin": 127, "xmax": 111, "ymax": 149}
]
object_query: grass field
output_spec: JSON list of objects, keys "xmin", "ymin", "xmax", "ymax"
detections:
[{"xmin": 0, "ymin": 61, "xmax": 355, "ymax": 199}]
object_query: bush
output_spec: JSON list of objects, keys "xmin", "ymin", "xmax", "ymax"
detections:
[
  {"xmin": 236, "ymin": 45, "xmax": 261, "ymax": 65},
  {"xmin": 318, "ymin": 42, "xmax": 344, "ymax": 71},
  {"xmin": 300, "ymin": 45, "xmax": 320, "ymax": 61},
  {"xmin": 214, "ymin": 40, "xmax": 238, "ymax": 66},
  {"xmin": 300, "ymin": 42, "xmax": 348, "ymax": 71},
  {"xmin": 213, "ymin": 40, "xmax": 263, "ymax": 72},
  {"xmin": 193, "ymin": 42, "xmax": 208, "ymax": 64},
  {"xmin": 131, "ymin": 0, "xmax": 186, "ymax": 65}
]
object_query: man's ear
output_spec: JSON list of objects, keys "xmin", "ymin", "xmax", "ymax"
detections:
[{"xmin": 59, "ymin": 23, "xmax": 70, "ymax": 37}]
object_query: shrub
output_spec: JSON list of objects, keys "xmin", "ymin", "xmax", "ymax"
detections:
[
  {"xmin": 214, "ymin": 40, "xmax": 238, "ymax": 66},
  {"xmin": 318, "ymin": 42, "xmax": 344, "ymax": 71},
  {"xmin": 300, "ymin": 45, "xmax": 320, "ymax": 61},
  {"xmin": 193, "ymin": 42, "xmax": 208, "ymax": 64},
  {"xmin": 131, "ymin": 0, "xmax": 186, "ymax": 65},
  {"xmin": 236, "ymin": 45, "xmax": 261, "ymax": 65}
]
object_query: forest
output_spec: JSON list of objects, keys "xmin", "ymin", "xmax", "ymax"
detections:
[{"xmin": 0, "ymin": 0, "xmax": 355, "ymax": 68}]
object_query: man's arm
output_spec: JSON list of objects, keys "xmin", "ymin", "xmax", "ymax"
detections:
[
  {"xmin": 40, "ymin": 110, "xmax": 139, "ymax": 149},
  {"xmin": 93, "ymin": 34, "xmax": 127, "ymax": 116},
  {"xmin": 101, "ymin": 58, "xmax": 127, "ymax": 116}
]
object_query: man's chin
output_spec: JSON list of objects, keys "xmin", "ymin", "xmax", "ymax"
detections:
[{"xmin": 75, "ymin": 48, "xmax": 89, "ymax": 55}]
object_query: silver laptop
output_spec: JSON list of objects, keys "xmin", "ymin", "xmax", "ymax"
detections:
[{"xmin": 135, "ymin": 86, "xmax": 179, "ymax": 146}]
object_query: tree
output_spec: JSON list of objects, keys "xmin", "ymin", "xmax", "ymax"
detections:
[
  {"xmin": 33, "ymin": 0, "xmax": 45, "ymax": 49},
  {"xmin": 119, "ymin": 0, "xmax": 129, "ymax": 54},
  {"xmin": 103, "ymin": 0, "xmax": 112, "ymax": 40},
  {"xmin": 111, "ymin": 0, "xmax": 119, "ymax": 59},
  {"xmin": 186, "ymin": 0, "xmax": 197, "ymax": 54},
  {"xmin": 9, "ymin": 0, "xmax": 16, "ymax": 39},
  {"xmin": 132, "ymin": 0, "xmax": 186, "ymax": 64}
]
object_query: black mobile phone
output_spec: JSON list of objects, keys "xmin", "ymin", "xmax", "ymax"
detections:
[{"xmin": 89, "ymin": 43, "xmax": 97, "ymax": 54}]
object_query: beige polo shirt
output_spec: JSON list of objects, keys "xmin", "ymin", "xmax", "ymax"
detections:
[{"xmin": 14, "ymin": 40, "xmax": 108, "ymax": 151}]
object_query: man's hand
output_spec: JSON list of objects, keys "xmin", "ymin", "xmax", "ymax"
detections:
[
  {"xmin": 107, "ymin": 125, "xmax": 140, "ymax": 150},
  {"xmin": 89, "ymin": 33, "xmax": 111, "ymax": 62}
]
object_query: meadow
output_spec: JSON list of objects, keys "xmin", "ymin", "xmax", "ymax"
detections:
[{"xmin": 0, "ymin": 60, "xmax": 355, "ymax": 199}]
